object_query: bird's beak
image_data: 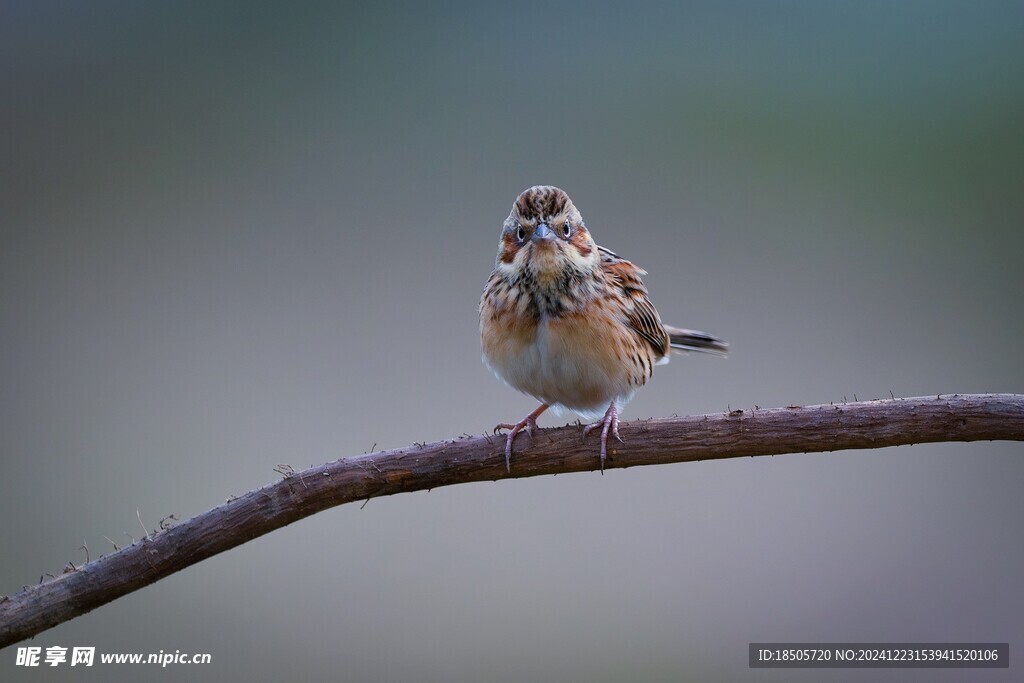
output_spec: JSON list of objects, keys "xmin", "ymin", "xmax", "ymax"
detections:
[{"xmin": 532, "ymin": 223, "xmax": 555, "ymax": 242}]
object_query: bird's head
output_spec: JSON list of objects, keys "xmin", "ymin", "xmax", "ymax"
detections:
[{"xmin": 494, "ymin": 185, "xmax": 599, "ymax": 281}]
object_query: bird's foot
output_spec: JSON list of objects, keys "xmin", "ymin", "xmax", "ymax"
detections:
[
  {"xmin": 494, "ymin": 403, "xmax": 549, "ymax": 471},
  {"xmin": 582, "ymin": 402, "xmax": 623, "ymax": 473}
]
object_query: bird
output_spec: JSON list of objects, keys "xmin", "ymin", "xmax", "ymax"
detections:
[{"xmin": 479, "ymin": 185, "xmax": 728, "ymax": 472}]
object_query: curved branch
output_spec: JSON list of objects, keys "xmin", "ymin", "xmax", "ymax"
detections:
[{"xmin": 2, "ymin": 393, "xmax": 1023, "ymax": 647}]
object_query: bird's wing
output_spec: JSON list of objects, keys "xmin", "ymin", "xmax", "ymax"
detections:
[{"xmin": 598, "ymin": 246, "xmax": 670, "ymax": 358}]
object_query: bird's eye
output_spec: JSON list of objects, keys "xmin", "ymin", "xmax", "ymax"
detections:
[
  {"xmin": 516, "ymin": 225, "xmax": 526, "ymax": 242},
  {"xmin": 562, "ymin": 221, "xmax": 571, "ymax": 237}
]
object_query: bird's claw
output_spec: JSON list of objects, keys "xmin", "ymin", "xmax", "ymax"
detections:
[
  {"xmin": 582, "ymin": 403, "xmax": 622, "ymax": 473},
  {"xmin": 494, "ymin": 421, "xmax": 532, "ymax": 437},
  {"xmin": 499, "ymin": 418, "xmax": 536, "ymax": 471},
  {"xmin": 494, "ymin": 405, "xmax": 549, "ymax": 471}
]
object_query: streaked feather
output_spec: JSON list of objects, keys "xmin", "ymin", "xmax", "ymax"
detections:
[{"xmin": 598, "ymin": 246, "xmax": 671, "ymax": 360}]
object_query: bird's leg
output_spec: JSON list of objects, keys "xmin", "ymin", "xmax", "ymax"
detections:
[
  {"xmin": 494, "ymin": 403, "xmax": 549, "ymax": 471},
  {"xmin": 582, "ymin": 402, "xmax": 623, "ymax": 473}
]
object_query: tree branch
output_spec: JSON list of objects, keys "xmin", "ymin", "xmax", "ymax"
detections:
[{"xmin": 2, "ymin": 393, "xmax": 1022, "ymax": 647}]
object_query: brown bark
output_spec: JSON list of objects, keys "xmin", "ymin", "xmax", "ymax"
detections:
[{"xmin": 2, "ymin": 393, "xmax": 1022, "ymax": 648}]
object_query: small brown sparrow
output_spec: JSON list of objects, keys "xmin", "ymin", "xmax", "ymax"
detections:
[{"xmin": 480, "ymin": 185, "xmax": 728, "ymax": 471}]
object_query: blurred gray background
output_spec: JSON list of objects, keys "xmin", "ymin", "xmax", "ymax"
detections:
[{"xmin": 2, "ymin": 1, "xmax": 1022, "ymax": 681}]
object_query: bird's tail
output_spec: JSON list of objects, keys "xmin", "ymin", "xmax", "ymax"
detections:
[{"xmin": 664, "ymin": 325, "xmax": 729, "ymax": 357}]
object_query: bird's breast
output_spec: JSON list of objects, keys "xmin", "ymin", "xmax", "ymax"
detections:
[{"xmin": 482, "ymin": 303, "xmax": 639, "ymax": 414}]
